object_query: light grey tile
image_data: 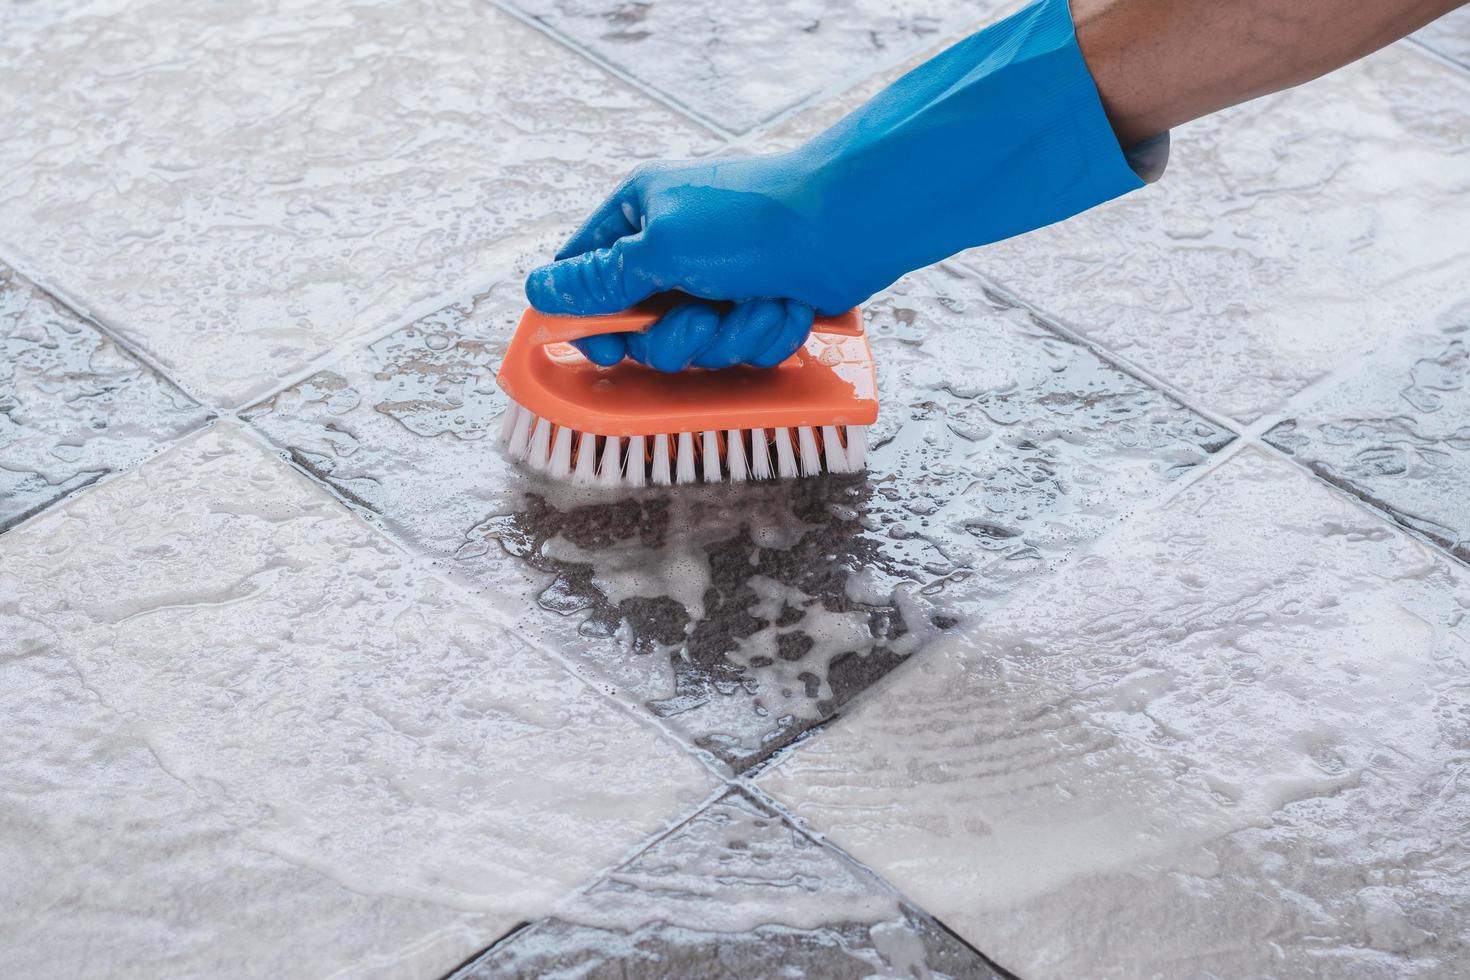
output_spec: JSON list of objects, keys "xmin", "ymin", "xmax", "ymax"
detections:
[
  {"xmin": 1266, "ymin": 321, "xmax": 1470, "ymax": 562},
  {"xmin": 453, "ymin": 790, "xmax": 1009, "ymax": 980},
  {"xmin": 762, "ymin": 450, "xmax": 1470, "ymax": 978},
  {"xmin": 504, "ymin": 0, "xmax": 1016, "ymax": 134},
  {"xmin": 1415, "ymin": 5, "xmax": 1470, "ymax": 70},
  {"xmin": 245, "ymin": 264, "xmax": 1229, "ymax": 772},
  {"xmin": 0, "ymin": 0, "xmax": 718, "ymax": 407},
  {"xmin": 0, "ymin": 261, "xmax": 205, "ymax": 532},
  {"xmin": 0, "ymin": 423, "xmax": 715, "ymax": 978},
  {"xmin": 768, "ymin": 42, "xmax": 1470, "ymax": 424}
]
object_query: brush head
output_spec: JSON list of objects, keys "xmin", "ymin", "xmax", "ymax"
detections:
[{"xmin": 496, "ymin": 299, "xmax": 877, "ymax": 486}]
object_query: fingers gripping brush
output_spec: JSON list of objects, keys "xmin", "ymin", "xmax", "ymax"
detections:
[{"xmin": 496, "ymin": 302, "xmax": 878, "ymax": 486}]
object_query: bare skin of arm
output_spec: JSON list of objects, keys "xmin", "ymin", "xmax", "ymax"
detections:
[{"xmin": 1073, "ymin": 0, "xmax": 1467, "ymax": 146}]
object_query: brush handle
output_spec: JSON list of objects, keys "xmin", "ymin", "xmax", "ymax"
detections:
[{"xmin": 522, "ymin": 298, "xmax": 863, "ymax": 346}]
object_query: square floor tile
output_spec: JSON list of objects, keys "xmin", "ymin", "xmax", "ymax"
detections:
[
  {"xmin": 245, "ymin": 265, "xmax": 1229, "ymax": 772},
  {"xmin": 0, "ymin": 423, "xmax": 715, "ymax": 978},
  {"xmin": 1415, "ymin": 5, "xmax": 1470, "ymax": 70},
  {"xmin": 504, "ymin": 0, "xmax": 1015, "ymax": 134},
  {"xmin": 762, "ymin": 450, "xmax": 1470, "ymax": 978},
  {"xmin": 768, "ymin": 42, "xmax": 1470, "ymax": 424},
  {"xmin": 1265, "ymin": 321, "xmax": 1470, "ymax": 562},
  {"xmin": 454, "ymin": 789, "xmax": 1008, "ymax": 979},
  {"xmin": 1, "ymin": 261, "xmax": 205, "ymax": 532},
  {"xmin": 0, "ymin": 0, "xmax": 717, "ymax": 407}
]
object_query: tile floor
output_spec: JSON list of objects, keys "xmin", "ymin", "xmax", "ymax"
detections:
[{"xmin": 2, "ymin": 1, "xmax": 1468, "ymax": 978}]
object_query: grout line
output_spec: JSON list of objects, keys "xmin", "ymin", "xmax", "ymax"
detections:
[
  {"xmin": 485, "ymin": 0, "xmax": 740, "ymax": 142},
  {"xmin": 741, "ymin": 781, "xmax": 1023, "ymax": 979},
  {"xmin": 1404, "ymin": 33, "xmax": 1470, "ymax": 77},
  {"xmin": 227, "ymin": 419, "xmax": 739, "ymax": 787},
  {"xmin": 947, "ymin": 256, "xmax": 1246, "ymax": 439}
]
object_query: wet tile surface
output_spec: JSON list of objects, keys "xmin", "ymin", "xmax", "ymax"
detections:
[
  {"xmin": 504, "ymin": 0, "xmax": 1013, "ymax": 134},
  {"xmin": 245, "ymin": 265, "xmax": 1230, "ymax": 772},
  {"xmin": 762, "ymin": 450, "xmax": 1470, "ymax": 978},
  {"xmin": 770, "ymin": 43, "xmax": 1470, "ymax": 424},
  {"xmin": 1415, "ymin": 5, "xmax": 1470, "ymax": 69},
  {"xmin": 0, "ymin": 262, "xmax": 205, "ymax": 531},
  {"xmin": 0, "ymin": 0, "xmax": 717, "ymax": 407},
  {"xmin": 0, "ymin": 423, "xmax": 715, "ymax": 978},
  {"xmin": 455, "ymin": 790, "xmax": 1008, "ymax": 979},
  {"xmin": 1265, "ymin": 322, "xmax": 1470, "ymax": 562}
]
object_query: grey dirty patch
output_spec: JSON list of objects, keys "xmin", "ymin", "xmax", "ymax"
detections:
[
  {"xmin": 1265, "ymin": 323, "xmax": 1470, "ymax": 563},
  {"xmin": 247, "ymin": 265, "xmax": 1230, "ymax": 772},
  {"xmin": 450, "ymin": 790, "xmax": 1012, "ymax": 980},
  {"xmin": 502, "ymin": 0, "xmax": 1017, "ymax": 134},
  {"xmin": 1414, "ymin": 5, "xmax": 1470, "ymax": 70},
  {"xmin": 0, "ymin": 262, "xmax": 206, "ymax": 532},
  {"xmin": 0, "ymin": 0, "xmax": 717, "ymax": 407}
]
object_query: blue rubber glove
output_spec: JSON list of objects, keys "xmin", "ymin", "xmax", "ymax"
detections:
[{"xmin": 525, "ymin": 0, "xmax": 1157, "ymax": 371}]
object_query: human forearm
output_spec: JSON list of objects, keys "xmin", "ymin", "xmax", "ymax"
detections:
[{"xmin": 1073, "ymin": 0, "xmax": 1465, "ymax": 145}]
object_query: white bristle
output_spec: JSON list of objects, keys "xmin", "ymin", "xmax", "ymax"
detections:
[
  {"xmin": 726, "ymin": 428, "xmax": 748, "ymax": 481},
  {"xmin": 844, "ymin": 425, "xmax": 868, "ymax": 470},
  {"xmin": 676, "ymin": 432, "xmax": 698, "ymax": 484},
  {"xmin": 701, "ymin": 430, "xmax": 721, "ymax": 482},
  {"xmin": 797, "ymin": 426, "xmax": 821, "ymax": 476},
  {"xmin": 751, "ymin": 428, "xmax": 772, "ymax": 480},
  {"xmin": 573, "ymin": 432, "xmax": 598, "ymax": 484},
  {"xmin": 499, "ymin": 401, "xmax": 523, "ymax": 443},
  {"xmin": 598, "ymin": 436, "xmax": 622, "ymax": 487},
  {"xmin": 549, "ymin": 425, "xmax": 573, "ymax": 479},
  {"xmin": 652, "ymin": 434, "xmax": 672, "ymax": 485},
  {"xmin": 625, "ymin": 434, "xmax": 647, "ymax": 487},
  {"xmin": 508, "ymin": 409, "xmax": 535, "ymax": 458},
  {"xmin": 821, "ymin": 425, "xmax": 849, "ymax": 474},
  {"xmin": 527, "ymin": 417, "xmax": 553, "ymax": 470},
  {"xmin": 773, "ymin": 427, "xmax": 797, "ymax": 478}
]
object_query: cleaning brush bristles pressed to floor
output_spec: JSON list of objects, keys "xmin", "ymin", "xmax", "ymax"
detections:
[{"xmin": 496, "ymin": 300, "xmax": 878, "ymax": 487}]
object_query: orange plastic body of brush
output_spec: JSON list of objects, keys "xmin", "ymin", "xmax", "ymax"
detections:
[{"xmin": 497, "ymin": 299, "xmax": 878, "ymax": 438}]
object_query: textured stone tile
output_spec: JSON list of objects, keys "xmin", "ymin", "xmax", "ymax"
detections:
[
  {"xmin": 245, "ymin": 265, "xmax": 1230, "ymax": 771},
  {"xmin": 768, "ymin": 42, "xmax": 1470, "ymax": 424},
  {"xmin": 762, "ymin": 450, "xmax": 1470, "ymax": 978},
  {"xmin": 0, "ymin": 262, "xmax": 205, "ymax": 531},
  {"xmin": 452, "ymin": 790, "xmax": 1008, "ymax": 980},
  {"xmin": 1415, "ymin": 5, "xmax": 1470, "ymax": 70},
  {"xmin": 0, "ymin": 424, "xmax": 715, "ymax": 978},
  {"xmin": 0, "ymin": 0, "xmax": 717, "ymax": 408},
  {"xmin": 1266, "ymin": 322, "xmax": 1470, "ymax": 562},
  {"xmin": 504, "ymin": 0, "xmax": 1016, "ymax": 134}
]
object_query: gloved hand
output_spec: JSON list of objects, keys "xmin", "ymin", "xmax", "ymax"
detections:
[{"xmin": 525, "ymin": 0, "xmax": 1158, "ymax": 371}]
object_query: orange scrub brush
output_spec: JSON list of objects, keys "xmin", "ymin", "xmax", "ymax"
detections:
[{"xmin": 496, "ymin": 300, "xmax": 878, "ymax": 486}]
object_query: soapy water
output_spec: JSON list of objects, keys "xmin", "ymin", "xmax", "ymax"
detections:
[
  {"xmin": 248, "ymin": 265, "xmax": 1230, "ymax": 772},
  {"xmin": 454, "ymin": 791, "xmax": 1007, "ymax": 980}
]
